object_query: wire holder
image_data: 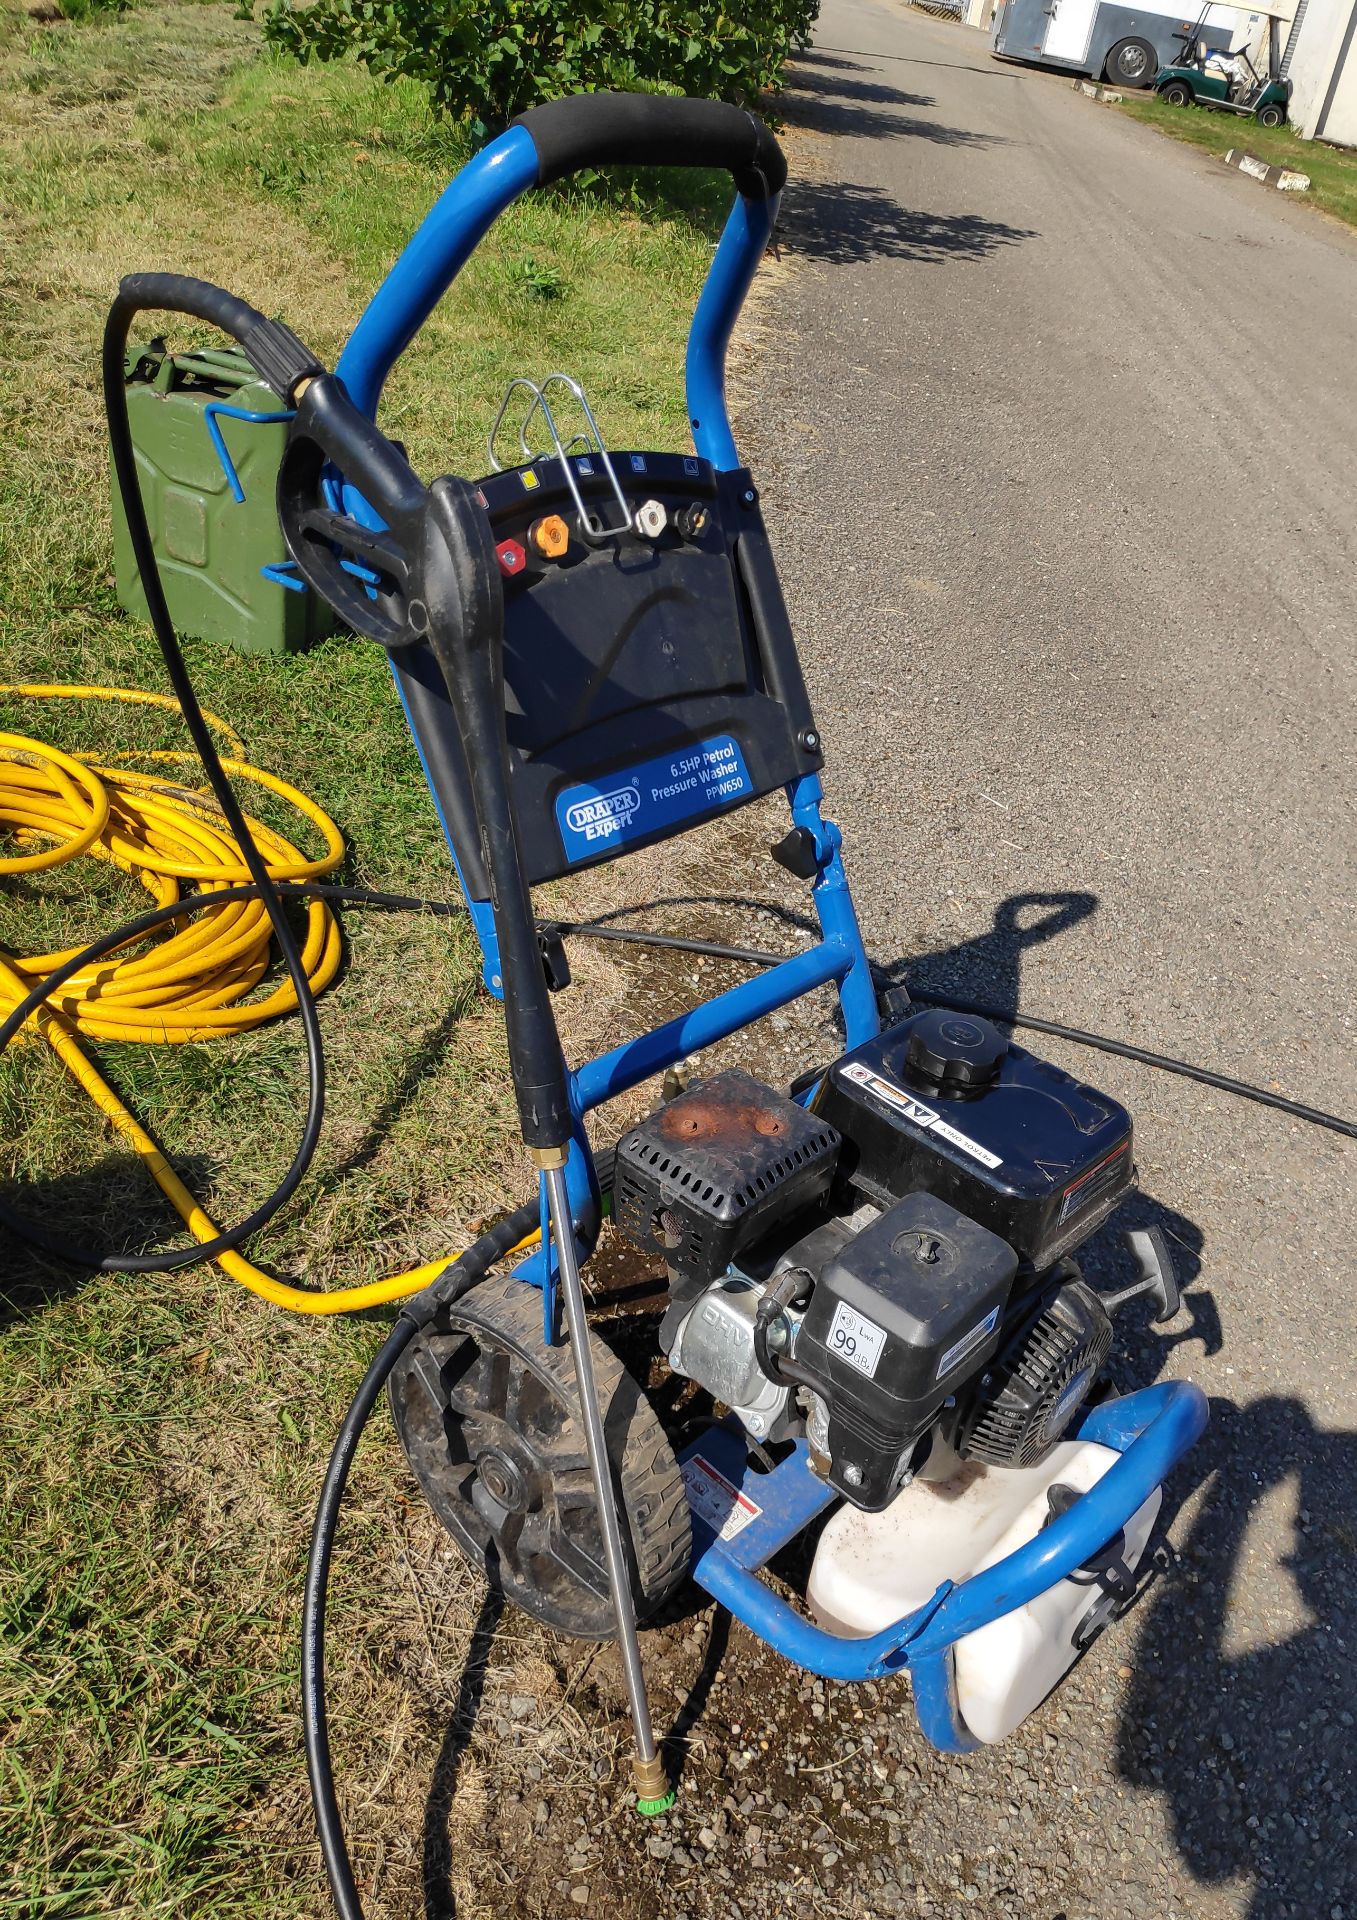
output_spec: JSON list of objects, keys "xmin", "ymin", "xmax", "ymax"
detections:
[{"xmin": 487, "ymin": 373, "xmax": 633, "ymax": 544}]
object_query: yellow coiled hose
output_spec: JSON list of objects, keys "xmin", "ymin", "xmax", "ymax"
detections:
[{"xmin": 0, "ymin": 684, "xmax": 535, "ymax": 1311}]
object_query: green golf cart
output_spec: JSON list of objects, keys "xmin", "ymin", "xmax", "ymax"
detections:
[{"xmin": 1155, "ymin": 3, "xmax": 1292, "ymax": 124}]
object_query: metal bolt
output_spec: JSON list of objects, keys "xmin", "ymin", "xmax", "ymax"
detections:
[
  {"xmin": 799, "ymin": 728, "xmax": 820, "ymax": 752},
  {"xmin": 741, "ymin": 487, "xmax": 757, "ymax": 506},
  {"xmin": 842, "ymin": 1462, "xmax": 863, "ymax": 1487}
]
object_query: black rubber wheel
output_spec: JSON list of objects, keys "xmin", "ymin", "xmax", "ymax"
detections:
[
  {"xmin": 1106, "ymin": 37, "xmax": 1158, "ymax": 86},
  {"xmin": 1160, "ymin": 80, "xmax": 1193, "ymax": 106},
  {"xmin": 1256, "ymin": 102, "xmax": 1285, "ymax": 127},
  {"xmin": 388, "ymin": 1272, "xmax": 691, "ymax": 1639}
]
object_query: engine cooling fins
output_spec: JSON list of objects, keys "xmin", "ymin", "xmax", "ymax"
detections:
[{"xmin": 952, "ymin": 1278, "xmax": 1114, "ymax": 1470}]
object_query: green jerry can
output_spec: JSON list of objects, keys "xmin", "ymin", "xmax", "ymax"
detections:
[{"xmin": 111, "ymin": 342, "xmax": 335, "ymax": 655}]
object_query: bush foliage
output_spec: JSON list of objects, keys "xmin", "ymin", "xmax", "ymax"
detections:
[{"xmin": 262, "ymin": 0, "xmax": 820, "ymax": 134}]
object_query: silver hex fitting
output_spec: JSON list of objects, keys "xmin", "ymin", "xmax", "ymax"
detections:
[{"xmin": 634, "ymin": 498, "xmax": 668, "ymax": 540}]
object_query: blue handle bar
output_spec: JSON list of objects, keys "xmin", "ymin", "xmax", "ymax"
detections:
[{"xmin": 335, "ymin": 123, "xmax": 777, "ymax": 475}]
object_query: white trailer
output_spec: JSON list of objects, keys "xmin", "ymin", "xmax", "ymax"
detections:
[{"xmin": 993, "ymin": 0, "xmax": 1254, "ymax": 85}]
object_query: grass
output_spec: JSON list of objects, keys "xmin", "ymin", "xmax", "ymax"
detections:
[
  {"xmin": 0, "ymin": 4, "xmax": 725, "ymax": 1912},
  {"xmin": 1120, "ymin": 93, "xmax": 1357, "ymax": 228}
]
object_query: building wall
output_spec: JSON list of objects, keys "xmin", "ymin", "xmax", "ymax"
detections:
[{"xmin": 1287, "ymin": 0, "xmax": 1357, "ymax": 143}]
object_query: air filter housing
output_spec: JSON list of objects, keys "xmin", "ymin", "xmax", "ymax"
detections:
[{"xmin": 613, "ymin": 1069, "xmax": 841, "ymax": 1291}]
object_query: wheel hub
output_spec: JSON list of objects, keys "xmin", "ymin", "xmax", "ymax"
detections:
[{"xmin": 475, "ymin": 1444, "xmax": 529, "ymax": 1512}]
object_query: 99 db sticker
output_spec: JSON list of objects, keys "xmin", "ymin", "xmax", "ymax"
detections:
[{"xmin": 826, "ymin": 1302, "xmax": 886, "ymax": 1379}]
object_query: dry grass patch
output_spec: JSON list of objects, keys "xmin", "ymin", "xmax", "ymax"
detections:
[{"xmin": 0, "ymin": 3, "xmax": 729, "ymax": 1912}]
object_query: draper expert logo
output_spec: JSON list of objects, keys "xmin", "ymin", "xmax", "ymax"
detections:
[{"xmin": 564, "ymin": 785, "xmax": 641, "ymax": 843}]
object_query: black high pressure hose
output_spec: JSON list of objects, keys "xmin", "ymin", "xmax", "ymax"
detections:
[
  {"xmin": 13, "ymin": 276, "xmax": 332, "ymax": 1274},
  {"xmin": 301, "ymin": 1196, "xmax": 540, "ymax": 1920},
  {"xmin": 542, "ymin": 919, "xmax": 1357, "ymax": 1144}
]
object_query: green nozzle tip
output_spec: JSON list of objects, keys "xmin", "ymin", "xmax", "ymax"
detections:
[{"xmin": 636, "ymin": 1791, "xmax": 676, "ymax": 1818}]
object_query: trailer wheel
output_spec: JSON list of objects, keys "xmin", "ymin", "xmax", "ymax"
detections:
[
  {"xmin": 1160, "ymin": 80, "xmax": 1193, "ymax": 106},
  {"xmin": 1255, "ymin": 101, "xmax": 1285, "ymax": 127},
  {"xmin": 1106, "ymin": 38, "xmax": 1158, "ymax": 86}
]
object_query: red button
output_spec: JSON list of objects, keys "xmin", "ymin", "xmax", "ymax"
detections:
[{"xmin": 496, "ymin": 539, "xmax": 527, "ymax": 576}]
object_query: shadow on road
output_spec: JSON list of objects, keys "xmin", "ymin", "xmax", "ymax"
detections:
[
  {"xmin": 773, "ymin": 49, "xmax": 1035, "ymax": 269},
  {"xmin": 1117, "ymin": 1395, "xmax": 1357, "ymax": 1920},
  {"xmin": 780, "ymin": 55, "xmax": 1006, "ymax": 146},
  {"xmin": 884, "ymin": 888, "xmax": 1100, "ymax": 1016},
  {"xmin": 777, "ymin": 180, "xmax": 1037, "ymax": 265},
  {"xmin": 784, "ymin": 61, "xmax": 938, "ymax": 111},
  {"xmin": 809, "ymin": 41, "xmax": 1023, "ymax": 79}
]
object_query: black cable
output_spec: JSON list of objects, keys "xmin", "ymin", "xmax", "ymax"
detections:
[
  {"xmin": 0, "ymin": 881, "xmax": 461, "ymax": 1270},
  {"xmin": 301, "ymin": 1198, "xmax": 540, "ymax": 1920},
  {"xmin": 904, "ymin": 986, "xmax": 1357, "ymax": 1142},
  {"xmin": 303, "ymin": 1316, "xmax": 417, "ymax": 1920},
  {"xmin": 55, "ymin": 281, "xmax": 329, "ymax": 1272},
  {"xmin": 546, "ymin": 919, "xmax": 1357, "ymax": 1144}
]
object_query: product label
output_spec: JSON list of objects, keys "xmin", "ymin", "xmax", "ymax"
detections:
[
  {"xmin": 555, "ymin": 735, "xmax": 753, "ymax": 863},
  {"xmin": 936, "ymin": 1303, "xmax": 1003, "ymax": 1381},
  {"xmin": 839, "ymin": 1061, "xmax": 1003, "ymax": 1170},
  {"xmin": 681, "ymin": 1454, "xmax": 762, "ymax": 1543},
  {"xmin": 826, "ymin": 1301, "xmax": 887, "ymax": 1379}
]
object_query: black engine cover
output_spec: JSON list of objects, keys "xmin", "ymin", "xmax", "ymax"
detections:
[
  {"xmin": 794, "ymin": 1191, "xmax": 1017, "ymax": 1509},
  {"xmin": 814, "ymin": 1011, "xmax": 1135, "ymax": 1271}
]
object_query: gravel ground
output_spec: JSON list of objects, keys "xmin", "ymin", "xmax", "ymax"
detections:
[
  {"xmin": 388, "ymin": 11, "xmax": 1356, "ymax": 1914},
  {"xmin": 609, "ymin": 5, "xmax": 1354, "ymax": 1916}
]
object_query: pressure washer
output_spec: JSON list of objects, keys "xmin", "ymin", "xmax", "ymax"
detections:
[{"xmin": 4, "ymin": 88, "xmax": 1354, "ymax": 1920}]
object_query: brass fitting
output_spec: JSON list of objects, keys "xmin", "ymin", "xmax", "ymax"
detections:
[
  {"xmin": 633, "ymin": 1752, "xmax": 670, "ymax": 1803},
  {"xmin": 529, "ymin": 1143, "xmax": 569, "ymax": 1171}
]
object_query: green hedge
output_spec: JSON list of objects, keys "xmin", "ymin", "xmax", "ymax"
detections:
[{"xmin": 262, "ymin": 0, "xmax": 820, "ymax": 134}]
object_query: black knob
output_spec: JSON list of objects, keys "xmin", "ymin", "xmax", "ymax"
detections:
[{"xmin": 903, "ymin": 1009, "xmax": 1008, "ymax": 1094}]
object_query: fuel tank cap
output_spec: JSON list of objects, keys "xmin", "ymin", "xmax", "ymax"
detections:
[{"xmin": 903, "ymin": 1009, "xmax": 1008, "ymax": 1094}]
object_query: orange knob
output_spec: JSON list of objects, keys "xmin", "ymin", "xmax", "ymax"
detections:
[{"xmin": 529, "ymin": 513, "xmax": 570, "ymax": 560}]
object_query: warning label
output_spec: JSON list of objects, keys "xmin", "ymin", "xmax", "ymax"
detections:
[{"xmin": 681, "ymin": 1454, "xmax": 762, "ymax": 1544}]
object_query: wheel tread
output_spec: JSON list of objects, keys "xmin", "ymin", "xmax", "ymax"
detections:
[{"xmin": 389, "ymin": 1271, "xmax": 691, "ymax": 1639}]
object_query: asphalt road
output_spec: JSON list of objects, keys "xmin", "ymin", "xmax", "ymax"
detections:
[{"xmin": 718, "ymin": 4, "xmax": 1356, "ymax": 1915}]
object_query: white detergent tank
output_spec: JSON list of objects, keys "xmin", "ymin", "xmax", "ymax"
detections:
[{"xmin": 807, "ymin": 1439, "xmax": 1160, "ymax": 1744}]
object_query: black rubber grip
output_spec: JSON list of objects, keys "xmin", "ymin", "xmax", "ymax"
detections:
[
  {"xmin": 113, "ymin": 274, "xmax": 324, "ymax": 399},
  {"xmin": 115, "ymin": 272, "xmax": 265, "ymax": 343},
  {"xmin": 511, "ymin": 92, "xmax": 786, "ymax": 198}
]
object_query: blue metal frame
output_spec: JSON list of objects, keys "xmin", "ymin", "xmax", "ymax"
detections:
[
  {"xmin": 680, "ymin": 1380, "xmax": 1208, "ymax": 1749},
  {"xmin": 326, "ymin": 124, "xmax": 1208, "ymax": 1727},
  {"xmin": 330, "ymin": 126, "xmax": 849, "ymax": 1269},
  {"xmin": 330, "ymin": 125, "xmax": 782, "ymax": 1003}
]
